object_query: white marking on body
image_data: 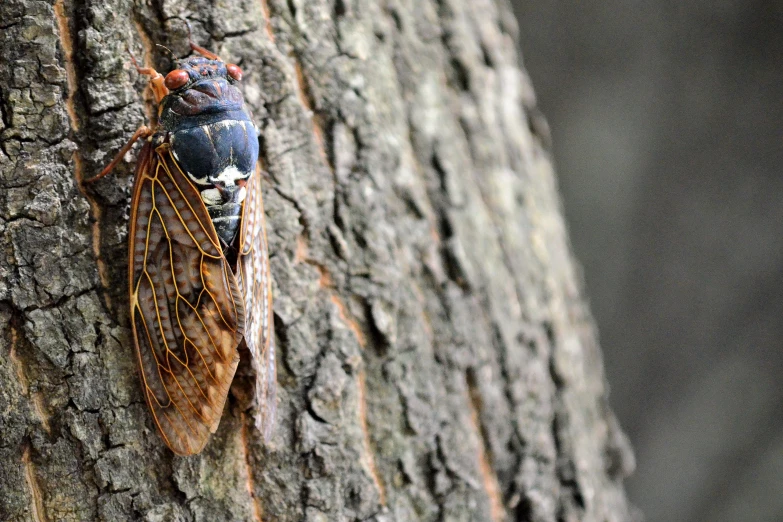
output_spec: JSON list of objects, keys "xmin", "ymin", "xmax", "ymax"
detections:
[
  {"xmin": 188, "ymin": 172, "xmax": 209, "ymax": 185},
  {"xmin": 212, "ymin": 215, "xmax": 241, "ymax": 223},
  {"xmin": 211, "ymin": 165, "xmax": 250, "ymax": 186},
  {"xmin": 213, "ymin": 119, "xmax": 245, "ymax": 130},
  {"xmin": 200, "ymin": 188, "xmax": 223, "ymax": 206}
]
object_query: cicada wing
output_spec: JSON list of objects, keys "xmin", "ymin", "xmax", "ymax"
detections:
[
  {"xmin": 236, "ymin": 164, "xmax": 277, "ymax": 441},
  {"xmin": 129, "ymin": 142, "xmax": 245, "ymax": 456}
]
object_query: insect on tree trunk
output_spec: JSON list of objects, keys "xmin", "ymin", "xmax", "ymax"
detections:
[{"xmin": 0, "ymin": 0, "xmax": 638, "ymax": 521}]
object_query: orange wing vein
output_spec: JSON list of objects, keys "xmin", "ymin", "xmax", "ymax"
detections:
[{"xmin": 129, "ymin": 142, "xmax": 245, "ymax": 456}]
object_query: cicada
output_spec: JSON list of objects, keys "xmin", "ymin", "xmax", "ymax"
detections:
[{"xmin": 87, "ymin": 34, "xmax": 276, "ymax": 455}]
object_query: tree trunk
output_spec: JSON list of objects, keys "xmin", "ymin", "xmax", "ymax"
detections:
[{"xmin": 0, "ymin": 0, "xmax": 636, "ymax": 520}]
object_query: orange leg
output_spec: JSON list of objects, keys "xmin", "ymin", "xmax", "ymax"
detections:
[
  {"xmin": 190, "ymin": 41, "xmax": 220, "ymax": 61},
  {"xmin": 184, "ymin": 19, "xmax": 221, "ymax": 60},
  {"xmin": 83, "ymin": 125, "xmax": 153, "ymax": 183},
  {"xmin": 129, "ymin": 51, "xmax": 169, "ymax": 103}
]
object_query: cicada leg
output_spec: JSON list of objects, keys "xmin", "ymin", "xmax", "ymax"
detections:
[
  {"xmin": 83, "ymin": 125, "xmax": 153, "ymax": 183},
  {"xmin": 128, "ymin": 52, "xmax": 169, "ymax": 103},
  {"xmin": 183, "ymin": 19, "xmax": 221, "ymax": 60}
]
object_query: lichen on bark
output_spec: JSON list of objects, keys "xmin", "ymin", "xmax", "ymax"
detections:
[{"xmin": 0, "ymin": 0, "xmax": 636, "ymax": 520}]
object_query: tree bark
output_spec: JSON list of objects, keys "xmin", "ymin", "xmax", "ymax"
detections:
[{"xmin": 0, "ymin": 0, "xmax": 636, "ymax": 520}]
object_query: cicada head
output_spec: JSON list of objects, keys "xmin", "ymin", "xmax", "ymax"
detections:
[{"xmin": 158, "ymin": 56, "xmax": 249, "ymax": 128}]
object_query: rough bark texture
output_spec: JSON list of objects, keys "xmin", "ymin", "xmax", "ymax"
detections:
[{"xmin": 0, "ymin": 0, "xmax": 636, "ymax": 521}]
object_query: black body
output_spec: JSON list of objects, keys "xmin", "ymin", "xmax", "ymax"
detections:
[{"xmin": 158, "ymin": 56, "xmax": 259, "ymax": 253}]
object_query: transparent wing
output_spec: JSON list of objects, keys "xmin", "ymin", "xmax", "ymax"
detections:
[
  {"xmin": 236, "ymin": 163, "xmax": 277, "ymax": 441},
  {"xmin": 129, "ymin": 142, "xmax": 245, "ymax": 456}
]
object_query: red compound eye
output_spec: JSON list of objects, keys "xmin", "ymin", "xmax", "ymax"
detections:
[
  {"xmin": 164, "ymin": 69, "xmax": 189, "ymax": 90},
  {"xmin": 226, "ymin": 64, "xmax": 243, "ymax": 81}
]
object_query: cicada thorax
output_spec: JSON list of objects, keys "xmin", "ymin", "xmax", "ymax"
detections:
[{"xmin": 168, "ymin": 118, "xmax": 258, "ymax": 261}]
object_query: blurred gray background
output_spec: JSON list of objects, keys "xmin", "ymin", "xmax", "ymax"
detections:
[{"xmin": 512, "ymin": 1, "xmax": 783, "ymax": 521}]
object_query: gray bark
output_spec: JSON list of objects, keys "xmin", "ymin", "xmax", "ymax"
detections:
[{"xmin": 0, "ymin": 0, "xmax": 636, "ymax": 521}]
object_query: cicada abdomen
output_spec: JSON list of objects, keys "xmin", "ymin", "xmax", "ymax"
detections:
[{"xmin": 88, "ymin": 35, "xmax": 276, "ymax": 456}]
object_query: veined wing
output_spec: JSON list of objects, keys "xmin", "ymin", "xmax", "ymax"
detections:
[
  {"xmin": 129, "ymin": 142, "xmax": 245, "ymax": 456},
  {"xmin": 236, "ymin": 163, "xmax": 277, "ymax": 441}
]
